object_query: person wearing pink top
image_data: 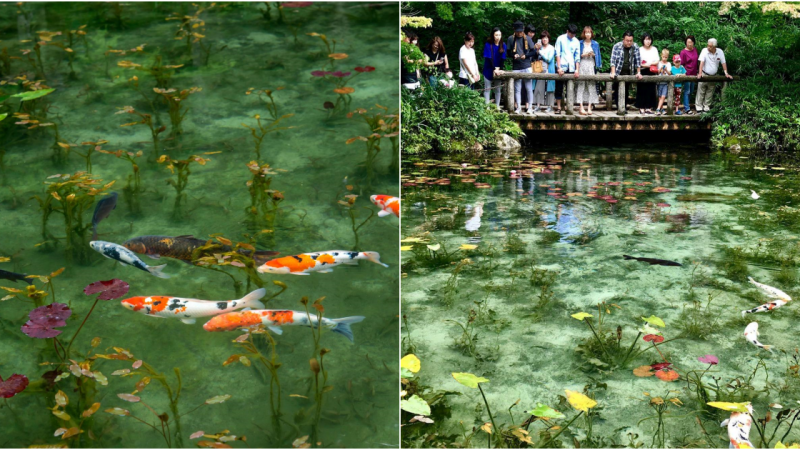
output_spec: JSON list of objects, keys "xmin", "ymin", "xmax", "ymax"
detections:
[{"xmin": 679, "ymin": 35, "xmax": 699, "ymax": 114}]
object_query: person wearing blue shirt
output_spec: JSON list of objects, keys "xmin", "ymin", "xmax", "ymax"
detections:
[
  {"xmin": 482, "ymin": 27, "xmax": 507, "ymax": 108},
  {"xmin": 554, "ymin": 23, "xmax": 580, "ymax": 114}
]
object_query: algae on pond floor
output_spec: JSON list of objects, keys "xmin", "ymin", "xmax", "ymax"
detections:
[
  {"xmin": 401, "ymin": 145, "xmax": 800, "ymax": 448},
  {"xmin": 0, "ymin": 2, "xmax": 399, "ymax": 448}
]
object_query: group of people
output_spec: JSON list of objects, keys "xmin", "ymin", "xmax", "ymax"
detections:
[{"xmin": 402, "ymin": 22, "xmax": 734, "ymax": 116}]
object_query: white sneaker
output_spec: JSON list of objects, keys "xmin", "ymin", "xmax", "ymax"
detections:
[
  {"xmin": 514, "ymin": 107, "xmax": 521, "ymax": 114},
  {"xmin": 545, "ymin": 107, "xmax": 553, "ymax": 113},
  {"xmin": 526, "ymin": 107, "xmax": 533, "ymax": 114},
  {"xmin": 533, "ymin": 106, "xmax": 540, "ymax": 112}
]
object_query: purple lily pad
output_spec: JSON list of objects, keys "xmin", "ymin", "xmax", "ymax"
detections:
[
  {"xmin": 84, "ymin": 279, "xmax": 130, "ymax": 300},
  {"xmin": 330, "ymin": 71, "xmax": 351, "ymax": 78},
  {"xmin": 311, "ymin": 70, "xmax": 326, "ymax": 77},
  {"xmin": 0, "ymin": 374, "xmax": 29, "ymax": 398},
  {"xmin": 697, "ymin": 354, "xmax": 719, "ymax": 365},
  {"xmin": 22, "ymin": 303, "xmax": 72, "ymax": 338}
]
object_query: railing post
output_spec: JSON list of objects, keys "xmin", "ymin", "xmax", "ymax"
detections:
[
  {"xmin": 566, "ymin": 79, "xmax": 574, "ymax": 115},
  {"xmin": 506, "ymin": 75, "xmax": 515, "ymax": 113},
  {"xmin": 605, "ymin": 81, "xmax": 612, "ymax": 111},
  {"xmin": 666, "ymin": 80, "xmax": 674, "ymax": 116},
  {"xmin": 617, "ymin": 80, "xmax": 626, "ymax": 115}
]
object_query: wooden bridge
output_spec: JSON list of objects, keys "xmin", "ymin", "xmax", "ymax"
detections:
[{"xmin": 493, "ymin": 72, "xmax": 738, "ymax": 131}]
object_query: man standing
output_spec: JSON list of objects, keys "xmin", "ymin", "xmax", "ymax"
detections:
[
  {"xmin": 696, "ymin": 38, "xmax": 734, "ymax": 112},
  {"xmin": 554, "ymin": 23, "xmax": 580, "ymax": 114},
  {"xmin": 609, "ymin": 31, "xmax": 644, "ymax": 112},
  {"xmin": 507, "ymin": 20, "xmax": 539, "ymax": 114}
]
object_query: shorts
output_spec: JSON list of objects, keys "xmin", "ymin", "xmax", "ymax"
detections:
[{"xmin": 657, "ymin": 83, "xmax": 668, "ymax": 98}]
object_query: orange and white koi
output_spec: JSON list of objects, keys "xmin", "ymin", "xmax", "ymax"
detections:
[
  {"xmin": 743, "ymin": 277, "xmax": 791, "ymax": 317},
  {"xmin": 371, "ymin": 195, "xmax": 399, "ymax": 218},
  {"xmin": 720, "ymin": 403, "xmax": 754, "ymax": 449},
  {"xmin": 256, "ymin": 251, "xmax": 388, "ymax": 275},
  {"xmin": 203, "ymin": 310, "xmax": 365, "ymax": 342},
  {"xmin": 744, "ymin": 322, "xmax": 772, "ymax": 352},
  {"xmin": 120, "ymin": 288, "xmax": 266, "ymax": 325}
]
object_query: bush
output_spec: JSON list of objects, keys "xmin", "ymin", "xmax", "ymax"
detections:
[{"xmin": 401, "ymin": 85, "xmax": 522, "ymax": 155}]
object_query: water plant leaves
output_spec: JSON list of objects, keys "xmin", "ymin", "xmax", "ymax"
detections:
[
  {"xmin": 452, "ymin": 372, "xmax": 488, "ymax": 389},
  {"xmin": 527, "ymin": 403, "xmax": 566, "ymax": 419},
  {"xmin": 481, "ymin": 422, "xmax": 493, "ymax": 434},
  {"xmin": 633, "ymin": 366, "xmax": 655, "ymax": 377},
  {"xmin": 708, "ymin": 402, "xmax": 750, "ymax": 413},
  {"xmin": 427, "ymin": 244, "xmax": 441, "ymax": 252},
  {"xmin": 55, "ymin": 390, "xmax": 68, "ymax": 407},
  {"xmin": 401, "ymin": 394, "xmax": 431, "ymax": 416},
  {"xmin": 0, "ymin": 373, "xmax": 29, "ymax": 398},
  {"xmin": 82, "ymin": 403, "xmax": 101, "ymax": 418},
  {"xmin": 190, "ymin": 431, "xmax": 205, "ymax": 439},
  {"xmin": 83, "ymin": 279, "xmax": 130, "ymax": 300},
  {"xmin": 400, "ymin": 354, "xmax": 421, "ymax": 373},
  {"xmin": 698, "ymin": 354, "xmax": 719, "ymax": 365},
  {"xmin": 205, "ymin": 395, "xmax": 231, "ymax": 404},
  {"xmin": 655, "ymin": 369, "xmax": 680, "ymax": 382},
  {"xmin": 13, "ymin": 88, "xmax": 55, "ymax": 102},
  {"xmin": 105, "ymin": 407, "xmax": 130, "ymax": 416},
  {"xmin": 571, "ymin": 312, "xmax": 593, "ymax": 321},
  {"xmin": 117, "ymin": 393, "xmax": 140, "ymax": 402},
  {"xmin": 643, "ymin": 334, "xmax": 664, "ymax": 343},
  {"xmin": 642, "ymin": 315, "xmax": 665, "ymax": 327},
  {"xmin": 22, "ymin": 303, "xmax": 72, "ymax": 338},
  {"xmin": 459, "ymin": 244, "xmax": 477, "ymax": 250},
  {"xmin": 52, "ymin": 410, "xmax": 71, "ymax": 421},
  {"xmin": 565, "ymin": 390, "xmax": 597, "ymax": 412},
  {"xmin": 409, "ymin": 415, "xmax": 434, "ymax": 423}
]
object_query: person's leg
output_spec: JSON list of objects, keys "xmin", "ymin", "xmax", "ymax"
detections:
[
  {"xmin": 682, "ymin": 83, "xmax": 691, "ymax": 112},
  {"xmin": 576, "ymin": 81, "xmax": 585, "ymax": 114},
  {"xmin": 493, "ymin": 79, "xmax": 502, "ymax": 107},
  {"xmin": 696, "ymin": 82, "xmax": 707, "ymax": 111},
  {"xmin": 514, "ymin": 75, "xmax": 522, "ymax": 112},
  {"xmin": 524, "ymin": 78, "xmax": 533, "ymax": 112},
  {"xmin": 459, "ymin": 77, "xmax": 469, "ymax": 87},
  {"xmin": 555, "ymin": 79, "xmax": 564, "ymax": 111},
  {"xmin": 483, "ymin": 78, "xmax": 491, "ymax": 103}
]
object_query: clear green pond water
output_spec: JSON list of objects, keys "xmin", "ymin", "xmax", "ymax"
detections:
[
  {"xmin": 401, "ymin": 144, "xmax": 800, "ymax": 448},
  {"xmin": 0, "ymin": 2, "xmax": 398, "ymax": 448}
]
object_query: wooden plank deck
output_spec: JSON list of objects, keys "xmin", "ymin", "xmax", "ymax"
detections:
[{"xmin": 506, "ymin": 109, "xmax": 710, "ymax": 131}]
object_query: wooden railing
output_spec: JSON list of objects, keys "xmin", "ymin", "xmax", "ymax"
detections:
[{"xmin": 493, "ymin": 72, "xmax": 739, "ymax": 116}]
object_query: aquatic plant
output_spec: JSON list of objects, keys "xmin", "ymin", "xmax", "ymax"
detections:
[
  {"xmin": 312, "ymin": 66, "xmax": 374, "ymax": 113},
  {"xmin": 538, "ymin": 230, "xmax": 562, "ymax": 246},
  {"xmin": 346, "ymin": 106, "xmax": 399, "ymax": 188},
  {"xmin": 166, "ymin": 3, "xmax": 214, "ymax": 63},
  {"xmin": 242, "ymin": 88, "xmax": 294, "ymax": 162},
  {"xmin": 245, "ymin": 161, "xmax": 286, "ymax": 241},
  {"xmin": 503, "ymin": 232, "xmax": 527, "ymax": 254},
  {"xmin": 0, "ymin": 266, "xmax": 63, "ymax": 307},
  {"xmin": 718, "ymin": 245, "xmax": 750, "ymax": 282},
  {"xmin": 192, "ymin": 235, "xmax": 286, "ymax": 296},
  {"xmin": 153, "ymin": 87, "xmax": 201, "ymax": 137},
  {"xmin": 686, "ymin": 357, "xmax": 768, "ymax": 409},
  {"xmin": 116, "ymin": 105, "xmax": 167, "ymax": 163},
  {"xmin": 73, "ymin": 139, "xmax": 109, "ymax": 173},
  {"xmin": 156, "ymin": 153, "xmax": 213, "ymax": 219},
  {"xmin": 677, "ymin": 291, "xmax": 721, "ymax": 340},
  {"xmin": 300, "ymin": 296, "xmax": 333, "ymax": 444},
  {"xmin": 401, "ymin": 354, "xmax": 462, "ymax": 447},
  {"xmin": 410, "ymin": 241, "xmax": 462, "ymax": 269},
  {"xmin": 452, "ymin": 373, "xmax": 497, "ymax": 447},
  {"xmin": 9, "ymin": 89, "xmax": 67, "ymax": 165},
  {"xmin": 97, "ymin": 147, "xmax": 144, "ymax": 214},
  {"xmin": 442, "ymin": 258, "xmax": 473, "ymax": 307},
  {"xmin": 638, "ymin": 392, "xmax": 683, "ymax": 447},
  {"xmin": 0, "ymin": 373, "xmax": 29, "ymax": 399},
  {"xmin": 337, "ymin": 193, "xmax": 374, "ymax": 251},
  {"xmin": 446, "ymin": 309, "xmax": 479, "ymax": 359}
]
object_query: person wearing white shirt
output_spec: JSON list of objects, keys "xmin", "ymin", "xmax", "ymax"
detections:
[
  {"xmin": 554, "ymin": 23, "xmax": 580, "ymax": 114},
  {"xmin": 458, "ymin": 32, "xmax": 480, "ymax": 90},
  {"xmin": 696, "ymin": 38, "xmax": 734, "ymax": 112},
  {"xmin": 635, "ymin": 32, "xmax": 659, "ymax": 114}
]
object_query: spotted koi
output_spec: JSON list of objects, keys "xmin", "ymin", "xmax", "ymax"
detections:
[
  {"xmin": 203, "ymin": 310, "xmax": 365, "ymax": 342},
  {"xmin": 370, "ymin": 195, "xmax": 399, "ymax": 218},
  {"xmin": 744, "ymin": 322, "xmax": 772, "ymax": 352},
  {"xmin": 120, "ymin": 288, "xmax": 266, "ymax": 324},
  {"xmin": 720, "ymin": 403, "xmax": 754, "ymax": 449},
  {"xmin": 256, "ymin": 250, "xmax": 388, "ymax": 275},
  {"xmin": 743, "ymin": 277, "xmax": 791, "ymax": 317}
]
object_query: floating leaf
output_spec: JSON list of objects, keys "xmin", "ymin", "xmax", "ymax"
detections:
[
  {"xmin": 83, "ymin": 279, "xmax": 130, "ymax": 300},
  {"xmin": 105, "ymin": 407, "xmax": 130, "ymax": 416},
  {"xmin": 132, "ymin": 360, "xmax": 143, "ymax": 369},
  {"xmin": 52, "ymin": 410, "xmax": 71, "ymax": 421},
  {"xmin": 459, "ymin": 244, "xmax": 478, "ymax": 250},
  {"xmin": 61, "ymin": 427, "xmax": 82, "ymax": 439},
  {"xmin": 426, "ymin": 244, "xmax": 441, "ymax": 252},
  {"xmin": 400, "ymin": 394, "xmax": 431, "ymax": 416},
  {"xmin": 481, "ymin": 422, "xmax": 493, "ymax": 434},
  {"xmin": 697, "ymin": 354, "xmax": 719, "ymax": 365},
  {"xmin": 117, "ymin": 393, "xmax": 140, "ymax": 402},
  {"xmin": 409, "ymin": 415, "xmax": 434, "ymax": 424},
  {"xmin": 82, "ymin": 403, "xmax": 101, "ymax": 418},
  {"xmin": 190, "ymin": 431, "xmax": 205, "ymax": 440},
  {"xmin": 707, "ymin": 402, "xmax": 750, "ymax": 413},
  {"xmin": 55, "ymin": 390, "xmax": 68, "ymax": 407},
  {"xmin": 452, "ymin": 372, "xmax": 488, "ymax": 389},
  {"xmin": 22, "ymin": 303, "xmax": 72, "ymax": 338},
  {"xmin": 0, "ymin": 373, "xmax": 29, "ymax": 398},
  {"xmin": 643, "ymin": 334, "xmax": 665, "ymax": 344},
  {"xmin": 642, "ymin": 315, "xmax": 665, "ymax": 327},
  {"xmin": 205, "ymin": 395, "xmax": 231, "ymax": 404},
  {"xmin": 400, "ymin": 354, "xmax": 420, "ymax": 373},
  {"xmin": 527, "ymin": 403, "xmax": 566, "ymax": 419},
  {"xmin": 13, "ymin": 88, "xmax": 55, "ymax": 102},
  {"xmin": 565, "ymin": 390, "xmax": 597, "ymax": 412},
  {"xmin": 571, "ymin": 312, "xmax": 593, "ymax": 321},
  {"xmin": 400, "ymin": 246, "xmax": 413, "ymax": 251},
  {"xmin": 633, "ymin": 366, "xmax": 655, "ymax": 377},
  {"xmin": 655, "ymin": 369, "xmax": 680, "ymax": 382}
]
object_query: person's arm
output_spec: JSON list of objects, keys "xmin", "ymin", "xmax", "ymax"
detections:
[
  {"xmin": 634, "ymin": 47, "xmax": 642, "ymax": 79},
  {"xmin": 609, "ymin": 45, "xmax": 618, "ymax": 77},
  {"xmin": 572, "ymin": 40, "xmax": 580, "ymax": 77},
  {"xmin": 526, "ymin": 37, "xmax": 538, "ymax": 60},
  {"xmin": 444, "ymin": 55, "xmax": 450, "ymax": 70},
  {"xmin": 722, "ymin": 62, "xmax": 732, "ymax": 79},
  {"xmin": 697, "ymin": 60, "xmax": 704, "ymax": 78},
  {"xmin": 594, "ymin": 42, "xmax": 602, "ymax": 69},
  {"xmin": 555, "ymin": 38, "xmax": 563, "ymax": 74}
]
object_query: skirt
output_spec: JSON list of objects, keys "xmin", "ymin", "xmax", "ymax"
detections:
[
  {"xmin": 575, "ymin": 57, "xmax": 598, "ymax": 104},
  {"xmin": 533, "ymin": 79, "xmax": 554, "ymax": 105},
  {"xmin": 635, "ymin": 71, "xmax": 658, "ymax": 109}
]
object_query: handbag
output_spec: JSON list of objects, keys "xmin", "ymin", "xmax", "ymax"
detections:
[
  {"xmin": 533, "ymin": 60, "xmax": 544, "ymax": 73},
  {"xmin": 649, "ymin": 64, "xmax": 659, "ymax": 74}
]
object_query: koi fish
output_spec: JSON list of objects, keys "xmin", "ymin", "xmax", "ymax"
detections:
[
  {"xmin": 203, "ymin": 310, "xmax": 365, "ymax": 342},
  {"xmin": 256, "ymin": 251, "xmax": 388, "ymax": 275},
  {"xmin": 91, "ymin": 192, "xmax": 118, "ymax": 241},
  {"xmin": 750, "ymin": 190, "xmax": 759, "ymax": 200},
  {"xmin": 90, "ymin": 241, "xmax": 170, "ymax": 279},
  {"xmin": 120, "ymin": 288, "xmax": 266, "ymax": 325},
  {"xmin": 370, "ymin": 195, "xmax": 399, "ymax": 218},
  {"xmin": 123, "ymin": 235, "xmax": 279, "ymax": 266},
  {"xmin": 623, "ymin": 255, "xmax": 682, "ymax": 267},
  {"xmin": 744, "ymin": 322, "xmax": 772, "ymax": 352},
  {"xmin": 720, "ymin": 403, "xmax": 754, "ymax": 449},
  {"xmin": 742, "ymin": 297, "xmax": 790, "ymax": 317},
  {"xmin": 748, "ymin": 277, "xmax": 791, "ymax": 302},
  {"xmin": 0, "ymin": 269, "xmax": 32, "ymax": 285}
]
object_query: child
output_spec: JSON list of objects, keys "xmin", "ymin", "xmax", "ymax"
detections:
[
  {"xmin": 671, "ymin": 54, "xmax": 686, "ymax": 115},
  {"xmin": 655, "ymin": 48, "xmax": 672, "ymax": 115}
]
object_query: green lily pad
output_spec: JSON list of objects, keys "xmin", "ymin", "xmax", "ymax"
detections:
[
  {"xmin": 0, "ymin": 113, "xmax": 6, "ymax": 122},
  {"xmin": 527, "ymin": 403, "xmax": 566, "ymax": 419},
  {"xmin": 400, "ymin": 367, "xmax": 413, "ymax": 378},
  {"xmin": 571, "ymin": 312, "xmax": 593, "ymax": 321},
  {"xmin": 452, "ymin": 372, "xmax": 488, "ymax": 389},
  {"xmin": 401, "ymin": 394, "xmax": 431, "ymax": 416},
  {"xmin": 13, "ymin": 88, "xmax": 55, "ymax": 102},
  {"xmin": 642, "ymin": 315, "xmax": 665, "ymax": 328}
]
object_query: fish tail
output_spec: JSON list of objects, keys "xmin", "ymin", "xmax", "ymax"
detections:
[
  {"xmin": 92, "ymin": 226, "xmax": 98, "ymax": 242},
  {"xmin": 362, "ymin": 251, "xmax": 389, "ymax": 268},
  {"xmin": 148, "ymin": 264, "xmax": 171, "ymax": 279},
  {"xmin": 331, "ymin": 316, "xmax": 365, "ymax": 343},
  {"xmin": 241, "ymin": 288, "xmax": 267, "ymax": 310},
  {"xmin": 764, "ymin": 344, "xmax": 773, "ymax": 353},
  {"xmin": 623, "ymin": 255, "xmax": 634, "ymax": 260},
  {"xmin": 23, "ymin": 276, "xmax": 33, "ymax": 285},
  {"xmin": 748, "ymin": 276, "xmax": 756, "ymax": 285}
]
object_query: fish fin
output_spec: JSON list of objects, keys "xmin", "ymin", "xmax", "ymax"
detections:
[
  {"xmin": 748, "ymin": 276, "xmax": 756, "ymax": 284},
  {"xmin": 241, "ymin": 288, "xmax": 267, "ymax": 310},
  {"xmin": 362, "ymin": 251, "xmax": 389, "ymax": 268},
  {"xmin": 181, "ymin": 318, "xmax": 196, "ymax": 325},
  {"xmin": 23, "ymin": 276, "xmax": 33, "ymax": 286},
  {"xmin": 242, "ymin": 307, "xmax": 252, "ymax": 312},
  {"xmin": 148, "ymin": 254, "xmax": 161, "ymax": 259},
  {"xmin": 764, "ymin": 345, "xmax": 773, "ymax": 353},
  {"xmin": 331, "ymin": 316, "xmax": 365, "ymax": 343},
  {"xmin": 291, "ymin": 272, "xmax": 311, "ymax": 276},
  {"xmin": 268, "ymin": 326, "xmax": 283, "ymax": 335},
  {"xmin": 741, "ymin": 310, "xmax": 747, "ymax": 318},
  {"xmin": 377, "ymin": 210, "xmax": 391, "ymax": 217},
  {"xmin": 147, "ymin": 264, "xmax": 171, "ymax": 279},
  {"xmin": 720, "ymin": 419, "xmax": 730, "ymax": 427},
  {"xmin": 175, "ymin": 235, "xmax": 195, "ymax": 239},
  {"xmin": 622, "ymin": 255, "xmax": 634, "ymax": 260},
  {"xmin": 317, "ymin": 269, "xmax": 335, "ymax": 273}
]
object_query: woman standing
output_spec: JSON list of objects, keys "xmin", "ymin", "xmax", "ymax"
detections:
[
  {"xmin": 482, "ymin": 27, "xmax": 506, "ymax": 107},
  {"xmin": 401, "ymin": 30, "xmax": 421, "ymax": 90},
  {"xmin": 423, "ymin": 37, "xmax": 449, "ymax": 88},
  {"xmin": 575, "ymin": 25, "xmax": 601, "ymax": 115},
  {"xmin": 635, "ymin": 32, "xmax": 659, "ymax": 114},
  {"xmin": 680, "ymin": 35, "xmax": 699, "ymax": 114},
  {"xmin": 532, "ymin": 30, "xmax": 555, "ymax": 112},
  {"xmin": 458, "ymin": 32, "xmax": 480, "ymax": 90}
]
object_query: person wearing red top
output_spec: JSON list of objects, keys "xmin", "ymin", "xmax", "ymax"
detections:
[{"xmin": 679, "ymin": 35, "xmax": 699, "ymax": 114}]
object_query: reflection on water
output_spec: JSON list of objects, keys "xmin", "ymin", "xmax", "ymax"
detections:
[
  {"xmin": 402, "ymin": 144, "xmax": 800, "ymax": 448},
  {"xmin": 0, "ymin": 3, "xmax": 398, "ymax": 448}
]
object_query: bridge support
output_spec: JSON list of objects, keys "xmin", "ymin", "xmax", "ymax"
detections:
[
  {"xmin": 566, "ymin": 80, "xmax": 574, "ymax": 115},
  {"xmin": 616, "ymin": 82, "xmax": 626, "ymax": 116},
  {"xmin": 505, "ymin": 77, "xmax": 514, "ymax": 113},
  {"xmin": 666, "ymin": 81, "xmax": 675, "ymax": 115}
]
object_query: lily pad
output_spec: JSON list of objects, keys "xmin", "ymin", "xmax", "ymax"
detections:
[
  {"xmin": 401, "ymin": 354, "xmax": 421, "ymax": 373},
  {"xmin": 707, "ymin": 401, "xmax": 751, "ymax": 413},
  {"xmin": 642, "ymin": 315, "xmax": 665, "ymax": 328},
  {"xmin": 565, "ymin": 389, "xmax": 597, "ymax": 412},
  {"xmin": 571, "ymin": 312, "xmax": 593, "ymax": 321},
  {"xmin": 452, "ymin": 372, "xmax": 488, "ymax": 389},
  {"xmin": 401, "ymin": 394, "xmax": 431, "ymax": 416},
  {"xmin": 0, "ymin": 373, "xmax": 29, "ymax": 398},
  {"xmin": 12, "ymin": 88, "xmax": 55, "ymax": 102},
  {"xmin": 527, "ymin": 403, "xmax": 565, "ymax": 419},
  {"xmin": 84, "ymin": 279, "xmax": 130, "ymax": 300}
]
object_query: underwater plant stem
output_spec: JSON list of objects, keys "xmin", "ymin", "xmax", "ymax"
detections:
[
  {"xmin": 65, "ymin": 298, "xmax": 99, "ymax": 357},
  {"xmin": 651, "ymin": 341, "xmax": 667, "ymax": 362},
  {"xmin": 620, "ymin": 332, "xmax": 642, "ymax": 366},
  {"xmin": 550, "ymin": 411, "xmax": 583, "ymax": 443},
  {"xmin": 477, "ymin": 384, "xmax": 498, "ymax": 448},
  {"xmin": 585, "ymin": 321, "xmax": 611, "ymax": 360},
  {"xmin": 780, "ymin": 410, "xmax": 800, "ymax": 443}
]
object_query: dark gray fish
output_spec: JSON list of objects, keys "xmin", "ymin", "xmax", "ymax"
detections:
[
  {"xmin": 92, "ymin": 192, "xmax": 118, "ymax": 240},
  {"xmin": 0, "ymin": 269, "xmax": 33, "ymax": 285},
  {"xmin": 623, "ymin": 255, "xmax": 682, "ymax": 267}
]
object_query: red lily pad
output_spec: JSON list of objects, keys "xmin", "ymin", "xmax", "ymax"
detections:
[
  {"xmin": 0, "ymin": 374, "xmax": 29, "ymax": 398},
  {"xmin": 643, "ymin": 334, "xmax": 665, "ymax": 344},
  {"xmin": 650, "ymin": 362, "xmax": 672, "ymax": 371},
  {"xmin": 655, "ymin": 368, "xmax": 680, "ymax": 382},
  {"xmin": 355, "ymin": 66, "xmax": 376, "ymax": 73},
  {"xmin": 84, "ymin": 279, "xmax": 130, "ymax": 300},
  {"xmin": 22, "ymin": 303, "xmax": 72, "ymax": 338}
]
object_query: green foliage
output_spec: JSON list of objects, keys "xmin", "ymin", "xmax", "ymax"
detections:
[{"xmin": 401, "ymin": 86, "xmax": 522, "ymax": 155}]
